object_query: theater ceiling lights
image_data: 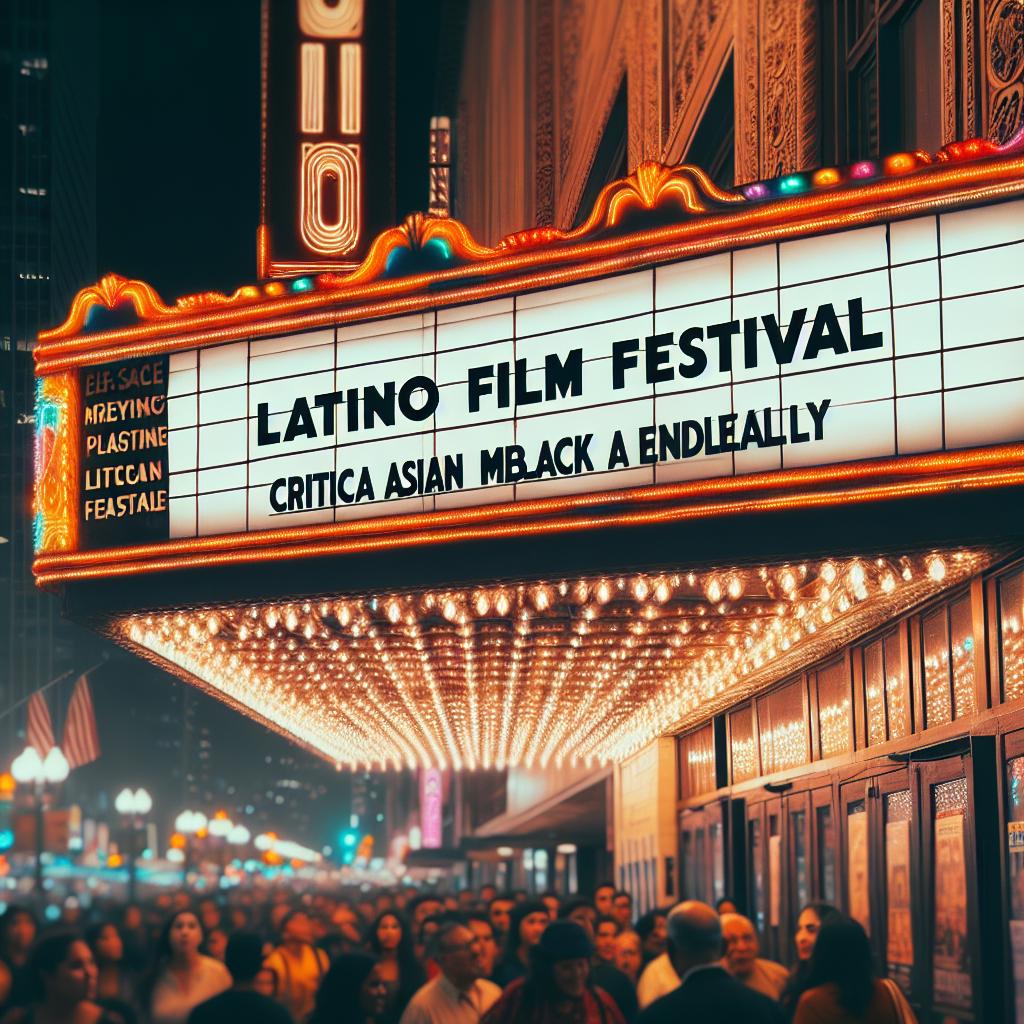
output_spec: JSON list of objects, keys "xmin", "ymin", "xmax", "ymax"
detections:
[{"xmin": 118, "ymin": 549, "xmax": 989, "ymax": 771}]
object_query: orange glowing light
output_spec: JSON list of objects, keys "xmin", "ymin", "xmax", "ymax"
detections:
[
  {"xmin": 812, "ymin": 168, "xmax": 841, "ymax": 186},
  {"xmin": 31, "ymin": 446, "xmax": 1024, "ymax": 587},
  {"xmin": 299, "ymin": 142, "xmax": 361, "ymax": 254},
  {"xmin": 114, "ymin": 550, "xmax": 992, "ymax": 768},
  {"xmin": 107, "ymin": 854, "xmax": 123, "ymax": 868},
  {"xmin": 884, "ymin": 153, "xmax": 918, "ymax": 175},
  {"xmin": 0, "ymin": 774, "xmax": 15, "ymax": 798},
  {"xmin": 34, "ymin": 150, "xmax": 1024, "ymax": 373},
  {"xmin": 34, "ymin": 372, "xmax": 79, "ymax": 555},
  {"xmin": 170, "ymin": 832, "xmax": 187, "ymax": 849}
]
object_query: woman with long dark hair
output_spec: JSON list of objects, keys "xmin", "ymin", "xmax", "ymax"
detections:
[
  {"xmin": 85, "ymin": 923, "xmax": 138, "ymax": 1023},
  {"xmin": 482, "ymin": 921, "xmax": 623, "ymax": 1024},
  {"xmin": 792, "ymin": 916, "xmax": 915, "ymax": 1023},
  {"xmin": 144, "ymin": 910, "xmax": 230, "ymax": 1024},
  {"xmin": 491, "ymin": 902, "xmax": 550, "ymax": 988},
  {"xmin": 779, "ymin": 903, "xmax": 840, "ymax": 1019},
  {"xmin": 308, "ymin": 954, "xmax": 389, "ymax": 1024},
  {"xmin": 0, "ymin": 932, "xmax": 127, "ymax": 1024},
  {"xmin": 364, "ymin": 913, "xmax": 424, "ymax": 1024},
  {"xmin": 0, "ymin": 906, "xmax": 38, "ymax": 1013}
]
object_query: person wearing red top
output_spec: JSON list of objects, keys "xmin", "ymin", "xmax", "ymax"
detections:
[{"xmin": 482, "ymin": 921, "xmax": 624, "ymax": 1024}]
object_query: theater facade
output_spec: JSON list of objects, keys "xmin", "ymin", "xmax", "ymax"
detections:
[{"xmin": 34, "ymin": 127, "xmax": 1024, "ymax": 1019}]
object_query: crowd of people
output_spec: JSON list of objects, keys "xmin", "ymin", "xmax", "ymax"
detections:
[{"xmin": 0, "ymin": 884, "xmax": 918, "ymax": 1023}]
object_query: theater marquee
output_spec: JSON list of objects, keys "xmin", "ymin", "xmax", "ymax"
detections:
[{"xmin": 31, "ymin": 135, "xmax": 1024, "ymax": 581}]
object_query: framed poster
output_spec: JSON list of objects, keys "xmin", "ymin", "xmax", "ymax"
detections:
[{"xmin": 847, "ymin": 807, "xmax": 870, "ymax": 933}]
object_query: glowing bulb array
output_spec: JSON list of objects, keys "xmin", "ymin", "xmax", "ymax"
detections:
[{"xmin": 117, "ymin": 550, "xmax": 991, "ymax": 771}]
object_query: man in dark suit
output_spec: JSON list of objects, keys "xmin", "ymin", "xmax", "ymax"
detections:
[{"xmin": 637, "ymin": 901, "xmax": 785, "ymax": 1024}]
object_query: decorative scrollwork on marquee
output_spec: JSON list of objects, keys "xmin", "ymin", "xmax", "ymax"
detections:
[{"xmin": 38, "ymin": 133, "xmax": 1024, "ymax": 345}]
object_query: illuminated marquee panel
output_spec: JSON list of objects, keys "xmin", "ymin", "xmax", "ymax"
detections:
[
  {"xmin": 115, "ymin": 550, "xmax": 991, "ymax": 769},
  {"xmin": 153, "ymin": 197, "xmax": 1024, "ymax": 541},
  {"xmin": 262, "ymin": 0, "xmax": 390, "ymax": 276}
]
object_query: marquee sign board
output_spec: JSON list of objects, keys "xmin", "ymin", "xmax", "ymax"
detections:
[{"xmin": 74, "ymin": 198, "xmax": 1024, "ymax": 547}]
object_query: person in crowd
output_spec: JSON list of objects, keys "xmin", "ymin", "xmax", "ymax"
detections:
[
  {"xmin": 376, "ymin": 895, "xmax": 396, "ymax": 915},
  {"xmin": 634, "ymin": 909, "xmax": 674, "ymax": 1009},
  {"xmin": 481, "ymin": 920, "xmax": 624, "ymax": 1024},
  {"xmin": 227, "ymin": 908, "xmax": 250, "ymax": 934},
  {"xmin": 267, "ymin": 904, "xmax": 294, "ymax": 940},
  {"xmin": 559, "ymin": 905, "xmax": 637, "ymax": 1023},
  {"xmin": 407, "ymin": 900, "xmax": 443, "ymax": 941},
  {"xmin": 0, "ymin": 907, "xmax": 38, "ymax": 1012},
  {"xmin": 613, "ymin": 932, "xmax": 642, "ymax": 986},
  {"xmin": 611, "ymin": 894, "xmax": 632, "ymax": 930},
  {"xmin": 118, "ymin": 909, "xmax": 148, "ymax": 974},
  {"xmin": 779, "ymin": 903, "xmax": 841, "ymax": 1020},
  {"xmin": 309, "ymin": 954, "xmax": 390, "ymax": 1024},
  {"xmin": 633, "ymin": 912, "xmax": 666, "ymax": 967},
  {"xmin": 416, "ymin": 918, "xmax": 443, "ymax": 980},
  {"xmin": 719, "ymin": 914, "xmax": 788, "ymax": 999},
  {"xmin": 491, "ymin": 903, "xmax": 549, "ymax": 988},
  {"xmin": 366, "ymin": 912, "xmax": 425, "ymax": 1024},
  {"xmin": 511, "ymin": 892, "xmax": 529, "ymax": 906},
  {"xmin": 465, "ymin": 918, "xmax": 498, "ymax": 981},
  {"xmin": 560, "ymin": 901, "xmax": 596, "ymax": 935},
  {"xmin": 195, "ymin": 903, "xmax": 220, "ymax": 938},
  {"xmin": 715, "ymin": 899, "xmax": 739, "ymax": 916},
  {"xmin": 333, "ymin": 905, "xmax": 365, "ymax": 946},
  {"xmin": 791, "ymin": 916, "xmax": 914, "ymax": 1024},
  {"xmin": 478, "ymin": 887, "xmax": 497, "ymax": 907},
  {"xmin": 593, "ymin": 918, "xmax": 621, "ymax": 966},
  {"xmin": 86, "ymin": 923, "xmax": 138, "ymax": 1022},
  {"xmin": 0, "ymin": 932, "xmax": 128, "ymax": 1024},
  {"xmin": 636, "ymin": 902, "xmax": 784, "ymax": 1024},
  {"xmin": 398, "ymin": 920, "xmax": 501, "ymax": 1024},
  {"xmin": 593, "ymin": 886, "xmax": 615, "ymax": 919},
  {"xmin": 485, "ymin": 900, "xmax": 514, "ymax": 947},
  {"xmin": 456, "ymin": 892, "xmax": 476, "ymax": 914},
  {"xmin": 201, "ymin": 930, "xmax": 227, "ymax": 964},
  {"xmin": 264, "ymin": 909, "xmax": 330, "ymax": 1023},
  {"xmin": 145, "ymin": 910, "xmax": 231, "ymax": 1024},
  {"xmin": 539, "ymin": 894, "xmax": 560, "ymax": 923},
  {"xmin": 187, "ymin": 933, "xmax": 290, "ymax": 1024}
]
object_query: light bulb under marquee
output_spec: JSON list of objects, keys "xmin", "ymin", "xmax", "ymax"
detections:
[{"xmin": 116, "ymin": 549, "xmax": 991, "ymax": 772}]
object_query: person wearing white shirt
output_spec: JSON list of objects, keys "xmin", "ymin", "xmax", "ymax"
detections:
[
  {"xmin": 636, "ymin": 951, "xmax": 680, "ymax": 1009},
  {"xmin": 400, "ymin": 921, "xmax": 501, "ymax": 1024}
]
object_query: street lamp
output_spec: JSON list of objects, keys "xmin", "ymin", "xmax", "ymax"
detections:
[
  {"xmin": 11, "ymin": 746, "xmax": 69, "ymax": 892},
  {"xmin": 114, "ymin": 787, "xmax": 152, "ymax": 903},
  {"xmin": 173, "ymin": 809, "xmax": 207, "ymax": 882}
]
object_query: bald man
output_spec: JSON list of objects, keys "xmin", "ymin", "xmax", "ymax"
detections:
[
  {"xmin": 719, "ymin": 913, "xmax": 789, "ymax": 1000},
  {"xmin": 636, "ymin": 902, "xmax": 784, "ymax": 1024}
]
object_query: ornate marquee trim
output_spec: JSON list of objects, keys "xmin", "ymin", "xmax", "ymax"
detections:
[{"xmin": 35, "ymin": 133, "xmax": 1024, "ymax": 364}]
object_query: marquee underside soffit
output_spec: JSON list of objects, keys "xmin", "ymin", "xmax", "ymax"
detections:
[{"xmin": 112, "ymin": 547, "xmax": 993, "ymax": 771}]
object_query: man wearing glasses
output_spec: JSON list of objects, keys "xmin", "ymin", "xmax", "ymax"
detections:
[{"xmin": 400, "ymin": 921, "xmax": 502, "ymax": 1024}]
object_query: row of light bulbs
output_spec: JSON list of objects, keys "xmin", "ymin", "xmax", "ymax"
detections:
[{"xmin": 120, "ymin": 550, "xmax": 984, "ymax": 772}]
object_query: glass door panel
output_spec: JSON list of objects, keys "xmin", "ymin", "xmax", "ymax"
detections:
[
  {"xmin": 930, "ymin": 775, "xmax": 971, "ymax": 1017},
  {"xmin": 883, "ymin": 788, "xmax": 914, "ymax": 994}
]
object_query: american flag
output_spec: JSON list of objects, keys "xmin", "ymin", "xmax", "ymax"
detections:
[
  {"xmin": 62, "ymin": 673, "xmax": 101, "ymax": 770},
  {"xmin": 26, "ymin": 691, "xmax": 55, "ymax": 756}
]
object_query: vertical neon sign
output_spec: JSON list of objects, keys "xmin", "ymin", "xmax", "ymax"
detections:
[{"xmin": 420, "ymin": 768, "xmax": 443, "ymax": 850}]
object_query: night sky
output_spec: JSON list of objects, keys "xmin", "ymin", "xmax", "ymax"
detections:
[
  {"xmin": 96, "ymin": 0, "xmax": 261, "ymax": 300},
  {"xmin": 94, "ymin": 0, "xmax": 444, "ymax": 301}
]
